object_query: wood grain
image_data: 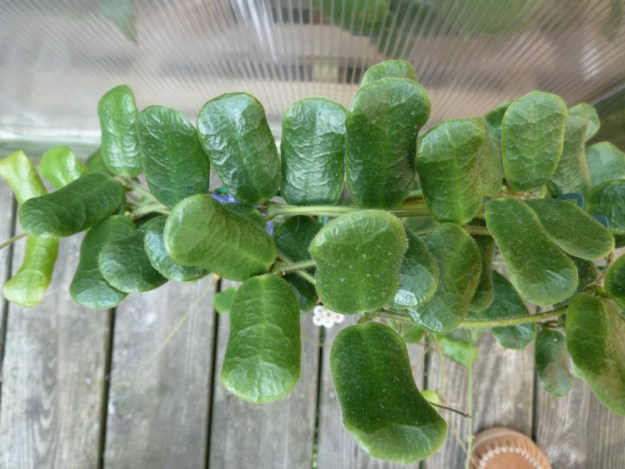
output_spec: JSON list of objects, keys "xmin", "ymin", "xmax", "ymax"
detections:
[
  {"xmin": 536, "ymin": 377, "xmax": 625, "ymax": 468},
  {"xmin": 317, "ymin": 317, "xmax": 425, "ymax": 469},
  {"xmin": 0, "ymin": 234, "xmax": 111, "ymax": 469},
  {"xmin": 208, "ymin": 280, "xmax": 320, "ymax": 469},
  {"xmin": 103, "ymin": 275, "xmax": 217, "ymax": 469},
  {"xmin": 0, "ymin": 184, "xmax": 15, "ymax": 360}
]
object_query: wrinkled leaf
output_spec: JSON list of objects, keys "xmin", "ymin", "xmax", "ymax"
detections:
[
  {"xmin": 588, "ymin": 180, "xmax": 625, "ymax": 234},
  {"xmin": 408, "ymin": 223, "xmax": 481, "ymax": 333},
  {"xmin": 569, "ymin": 102, "xmax": 600, "ymax": 141},
  {"xmin": 346, "ymin": 78, "xmax": 430, "ymax": 208},
  {"xmin": 280, "ymin": 98, "xmax": 346, "ymax": 205},
  {"xmin": 605, "ymin": 254, "xmax": 625, "ymax": 310},
  {"xmin": 309, "ymin": 210, "xmax": 407, "ymax": 313},
  {"xmin": 70, "ymin": 216, "xmax": 135, "ymax": 309},
  {"xmin": 501, "ymin": 91, "xmax": 567, "ymax": 191},
  {"xmin": 274, "ymin": 215, "xmax": 322, "ymax": 262},
  {"xmin": 99, "ymin": 229, "xmax": 166, "ymax": 293},
  {"xmin": 536, "ymin": 329, "xmax": 573, "ymax": 397},
  {"xmin": 361, "ymin": 60, "xmax": 417, "ymax": 85},
  {"xmin": 567, "ymin": 293, "xmax": 625, "ymax": 415},
  {"xmin": 164, "ymin": 194, "xmax": 276, "ymax": 281},
  {"xmin": 137, "ymin": 105, "xmax": 210, "ymax": 208},
  {"xmin": 0, "ymin": 151, "xmax": 47, "ymax": 204},
  {"xmin": 417, "ymin": 117, "xmax": 486, "ymax": 224},
  {"xmin": 39, "ymin": 146, "xmax": 88, "ymax": 190},
  {"xmin": 197, "ymin": 93, "xmax": 280, "ymax": 205},
  {"xmin": 98, "ymin": 85, "xmax": 142, "ymax": 176},
  {"xmin": 571, "ymin": 256, "xmax": 599, "ymax": 292},
  {"xmin": 214, "ymin": 286, "xmax": 238, "ymax": 315},
  {"xmin": 480, "ymin": 135, "xmax": 504, "ymax": 197},
  {"xmin": 389, "ymin": 230, "xmax": 438, "ymax": 310},
  {"xmin": 19, "ymin": 173, "xmax": 125, "ymax": 237},
  {"xmin": 525, "ymin": 198, "xmax": 614, "ymax": 261},
  {"xmin": 222, "ymin": 203, "xmax": 266, "ymax": 229},
  {"xmin": 486, "ymin": 198, "xmax": 578, "ymax": 306},
  {"xmin": 85, "ymin": 148, "xmax": 112, "ymax": 175},
  {"xmin": 3, "ymin": 236, "xmax": 58, "ymax": 307},
  {"xmin": 547, "ymin": 114, "xmax": 591, "ymax": 197},
  {"xmin": 284, "ymin": 273, "xmax": 318, "ymax": 312},
  {"xmin": 331, "ymin": 322, "xmax": 446, "ymax": 463},
  {"xmin": 142, "ymin": 216, "xmax": 207, "ymax": 282},
  {"xmin": 484, "ymin": 101, "xmax": 510, "ymax": 141},
  {"xmin": 221, "ymin": 275, "xmax": 301, "ymax": 403},
  {"xmin": 586, "ymin": 142, "xmax": 625, "ymax": 188},
  {"xmin": 469, "ymin": 236, "xmax": 495, "ymax": 312}
]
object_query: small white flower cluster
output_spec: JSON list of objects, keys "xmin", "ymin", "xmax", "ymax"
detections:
[{"xmin": 312, "ymin": 305, "xmax": 345, "ymax": 328}]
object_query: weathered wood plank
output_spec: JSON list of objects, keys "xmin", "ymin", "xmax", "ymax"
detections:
[
  {"xmin": 0, "ymin": 184, "xmax": 15, "ymax": 354},
  {"xmin": 104, "ymin": 275, "xmax": 217, "ymax": 468},
  {"xmin": 424, "ymin": 334, "xmax": 534, "ymax": 469},
  {"xmin": 317, "ymin": 317, "xmax": 425, "ymax": 469},
  {"xmin": 0, "ymin": 234, "xmax": 111, "ymax": 469},
  {"xmin": 536, "ymin": 378, "xmax": 625, "ymax": 468},
  {"xmin": 208, "ymin": 280, "xmax": 320, "ymax": 469}
]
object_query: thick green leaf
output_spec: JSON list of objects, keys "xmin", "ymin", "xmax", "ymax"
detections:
[
  {"xmin": 525, "ymin": 198, "xmax": 614, "ymax": 261},
  {"xmin": 569, "ymin": 102, "xmax": 600, "ymax": 141},
  {"xmin": 588, "ymin": 180, "xmax": 625, "ymax": 234},
  {"xmin": 142, "ymin": 216, "xmax": 207, "ymax": 282},
  {"xmin": 223, "ymin": 203, "xmax": 266, "ymax": 229},
  {"xmin": 330, "ymin": 322, "xmax": 446, "ymax": 463},
  {"xmin": 501, "ymin": 91, "xmax": 567, "ymax": 191},
  {"xmin": 567, "ymin": 293, "xmax": 625, "ymax": 415},
  {"xmin": 480, "ymin": 271, "xmax": 535, "ymax": 349},
  {"xmin": 284, "ymin": 273, "xmax": 318, "ymax": 312},
  {"xmin": 417, "ymin": 117, "xmax": 486, "ymax": 224},
  {"xmin": 536, "ymin": 329, "xmax": 573, "ymax": 397},
  {"xmin": 164, "ymin": 194, "xmax": 276, "ymax": 281},
  {"xmin": 389, "ymin": 230, "xmax": 438, "ymax": 310},
  {"xmin": 480, "ymin": 135, "xmax": 504, "ymax": 197},
  {"xmin": 547, "ymin": 114, "xmax": 591, "ymax": 197},
  {"xmin": 484, "ymin": 101, "xmax": 510, "ymax": 141},
  {"xmin": 274, "ymin": 215, "xmax": 322, "ymax": 262},
  {"xmin": 214, "ymin": 286, "xmax": 238, "ymax": 315},
  {"xmin": 0, "ymin": 151, "xmax": 47, "ymax": 204},
  {"xmin": 309, "ymin": 210, "xmax": 407, "ymax": 313},
  {"xmin": 439, "ymin": 336, "xmax": 479, "ymax": 367},
  {"xmin": 85, "ymin": 148, "xmax": 112, "ymax": 175},
  {"xmin": 3, "ymin": 236, "xmax": 58, "ymax": 307},
  {"xmin": 361, "ymin": 60, "xmax": 417, "ymax": 85},
  {"xmin": 571, "ymin": 256, "xmax": 599, "ymax": 292},
  {"xmin": 70, "ymin": 216, "xmax": 135, "ymax": 309},
  {"xmin": 401, "ymin": 324, "xmax": 425, "ymax": 343},
  {"xmin": 280, "ymin": 98, "xmax": 346, "ymax": 205},
  {"xmin": 486, "ymin": 198, "xmax": 578, "ymax": 306},
  {"xmin": 137, "ymin": 105, "xmax": 210, "ymax": 208},
  {"xmin": 99, "ymin": 229, "xmax": 166, "ymax": 293},
  {"xmin": 586, "ymin": 142, "xmax": 625, "ymax": 188},
  {"xmin": 408, "ymin": 223, "xmax": 481, "ymax": 333},
  {"xmin": 39, "ymin": 146, "xmax": 88, "ymax": 190},
  {"xmin": 196, "ymin": 93, "xmax": 280, "ymax": 205},
  {"xmin": 346, "ymin": 78, "xmax": 430, "ymax": 208},
  {"xmin": 469, "ymin": 236, "xmax": 495, "ymax": 312},
  {"xmin": 98, "ymin": 85, "xmax": 142, "ymax": 177},
  {"xmin": 605, "ymin": 254, "xmax": 625, "ymax": 310},
  {"xmin": 19, "ymin": 173, "xmax": 125, "ymax": 237},
  {"xmin": 221, "ymin": 275, "xmax": 301, "ymax": 403}
]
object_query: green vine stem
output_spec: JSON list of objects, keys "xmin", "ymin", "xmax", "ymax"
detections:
[
  {"xmin": 0, "ymin": 232, "xmax": 27, "ymax": 250},
  {"xmin": 130, "ymin": 203, "xmax": 171, "ymax": 220},
  {"xmin": 458, "ymin": 305, "xmax": 568, "ymax": 329},
  {"xmin": 265, "ymin": 201, "xmax": 432, "ymax": 220},
  {"xmin": 275, "ymin": 259, "xmax": 316, "ymax": 273}
]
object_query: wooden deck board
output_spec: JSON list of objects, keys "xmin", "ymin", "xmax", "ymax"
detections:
[
  {"xmin": 0, "ymin": 234, "xmax": 111, "ymax": 469},
  {"xmin": 317, "ymin": 317, "xmax": 426, "ymax": 469},
  {"xmin": 103, "ymin": 276, "xmax": 217, "ymax": 469},
  {"xmin": 208, "ymin": 280, "xmax": 320, "ymax": 469}
]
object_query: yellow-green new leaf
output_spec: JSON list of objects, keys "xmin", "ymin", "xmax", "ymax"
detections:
[
  {"xmin": 330, "ymin": 322, "xmax": 447, "ymax": 463},
  {"xmin": 0, "ymin": 151, "xmax": 47, "ymax": 204},
  {"xmin": 605, "ymin": 254, "xmax": 625, "ymax": 311},
  {"xmin": 486, "ymin": 198, "xmax": 578, "ymax": 306},
  {"xmin": 197, "ymin": 93, "xmax": 280, "ymax": 205},
  {"xmin": 417, "ymin": 117, "xmax": 486, "ymax": 224},
  {"xmin": 501, "ymin": 91, "xmax": 567, "ymax": 191},
  {"xmin": 19, "ymin": 173, "xmax": 125, "ymax": 237},
  {"xmin": 346, "ymin": 78, "xmax": 430, "ymax": 208},
  {"xmin": 39, "ymin": 146, "xmax": 88, "ymax": 190},
  {"xmin": 221, "ymin": 275, "xmax": 301, "ymax": 403},
  {"xmin": 525, "ymin": 198, "xmax": 614, "ymax": 261},
  {"xmin": 3, "ymin": 236, "xmax": 58, "ymax": 307},
  {"xmin": 98, "ymin": 85, "xmax": 142, "ymax": 177},
  {"xmin": 567, "ymin": 293, "xmax": 625, "ymax": 415},
  {"xmin": 309, "ymin": 210, "xmax": 408, "ymax": 313},
  {"xmin": 164, "ymin": 194, "xmax": 276, "ymax": 281},
  {"xmin": 408, "ymin": 223, "xmax": 481, "ymax": 333}
]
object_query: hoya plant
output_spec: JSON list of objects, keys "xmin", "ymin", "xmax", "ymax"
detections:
[{"xmin": 1, "ymin": 60, "xmax": 625, "ymax": 464}]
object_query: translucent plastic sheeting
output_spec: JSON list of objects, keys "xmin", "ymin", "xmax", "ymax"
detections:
[{"xmin": 1, "ymin": 0, "xmax": 625, "ymax": 156}]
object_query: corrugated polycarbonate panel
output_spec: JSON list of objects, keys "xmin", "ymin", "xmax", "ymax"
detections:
[{"xmin": 1, "ymin": 0, "xmax": 625, "ymax": 155}]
